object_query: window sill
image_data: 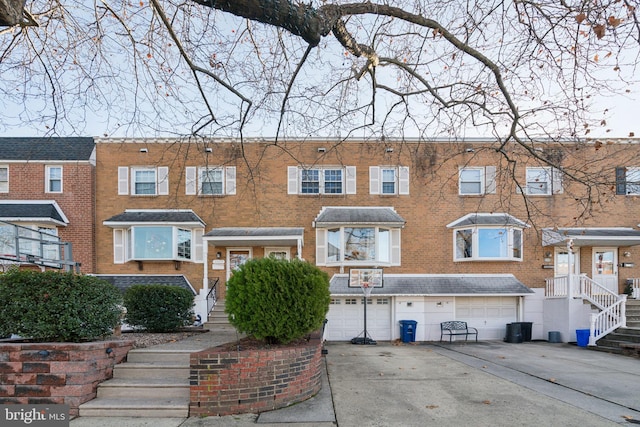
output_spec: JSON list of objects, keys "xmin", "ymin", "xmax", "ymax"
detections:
[{"xmin": 454, "ymin": 258, "xmax": 523, "ymax": 262}]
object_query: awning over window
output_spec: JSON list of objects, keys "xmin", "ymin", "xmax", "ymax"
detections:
[
  {"xmin": 543, "ymin": 228, "xmax": 640, "ymax": 247},
  {"xmin": 329, "ymin": 274, "xmax": 533, "ymax": 296},
  {"xmin": 314, "ymin": 207, "xmax": 405, "ymax": 227},
  {"xmin": 94, "ymin": 274, "xmax": 196, "ymax": 295},
  {"xmin": 447, "ymin": 213, "xmax": 529, "ymax": 228},
  {"xmin": 0, "ymin": 201, "xmax": 68, "ymax": 226},
  {"xmin": 103, "ymin": 209, "xmax": 205, "ymax": 227},
  {"xmin": 203, "ymin": 227, "xmax": 305, "ymax": 247}
]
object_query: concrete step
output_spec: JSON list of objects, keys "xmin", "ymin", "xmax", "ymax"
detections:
[
  {"xmin": 96, "ymin": 378, "xmax": 189, "ymax": 399},
  {"xmin": 112, "ymin": 362, "xmax": 189, "ymax": 380},
  {"xmin": 126, "ymin": 349, "xmax": 193, "ymax": 363},
  {"xmin": 78, "ymin": 398, "xmax": 189, "ymax": 418}
]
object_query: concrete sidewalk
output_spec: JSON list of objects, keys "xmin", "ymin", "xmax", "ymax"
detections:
[{"xmin": 70, "ymin": 338, "xmax": 640, "ymax": 427}]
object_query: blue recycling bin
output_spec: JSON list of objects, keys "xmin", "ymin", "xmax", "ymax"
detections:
[
  {"xmin": 576, "ymin": 329, "xmax": 590, "ymax": 347},
  {"xmin": 399, "ymin": 320, "xmax": 418, "ymax": 343}
]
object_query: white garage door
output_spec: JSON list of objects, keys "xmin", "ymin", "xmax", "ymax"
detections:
[
  {"xmin": 455, "ymin": 297, "xmax": 518, "ymax": 340},
  {"xmin": 325, "ymin": 297, "xmax": 392, "ymax": 341}
]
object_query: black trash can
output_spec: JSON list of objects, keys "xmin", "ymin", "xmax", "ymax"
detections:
[
  {"xmin": 504, "ymin": 323, "xmax": 523, "ymax": 343},
  {"xmin": 513, "ymin": 322, "xmax": 533, "ymax": 342},
  {"xmin": 399, "ymin": 320, "xmax": 418, "ymax": 343}
]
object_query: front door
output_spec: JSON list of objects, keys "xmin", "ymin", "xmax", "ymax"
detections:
[
  {"xmin": 592, "ymin": 248, "xmax": 618, "ymax": 293},
  {"xmin": 227, "ymin": 249, "xmax": 252, "ymax": 280}
]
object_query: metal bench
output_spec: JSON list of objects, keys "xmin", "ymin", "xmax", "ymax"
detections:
[{"xmin": 440, "ymin": 321, "xmax": 478, "ymax": 342}]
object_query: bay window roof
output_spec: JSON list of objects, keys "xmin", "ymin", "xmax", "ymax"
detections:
[
  {"xmin": 103, "ymin": 209, "xmax": 205, "ymax": 227},
  {"xmin": 447, "ymin": 213, "xmax": 529, "ymax": 229},
  {"xmin": 0, "ymin": 200, "xmax": 68, "ymax": 226},
  {"xmin": 314, "ymin": 206, "xmax": 405, "ymax": 227}
]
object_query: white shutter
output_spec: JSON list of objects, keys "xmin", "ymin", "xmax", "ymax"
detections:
[
  {"xmin": 315, "ymin": 229, "xmax": 326, "ymax": 265},
  {"xmin": 113, "ymin": 229, "xmax": 125, "ymax": 264},
  {"xmin": 345, "ymin": 166, "xmax": 357, "ymax": 194},
  {"xmin": 398, "ymin": 166, "xmax": 410, "ymax": 195},
  {"xmin": 118, "ymin": 167, "xmax": 129, "ymax": 195},
  {"xmin": 390, "ymin": 228, "xmax": 401, "ymax": 265},
  {"xmin": 157, "ymin": 166, "xmax": 169, "ymax": 195},
  {"xmin": 369, "ymin": 166, "xmax": 380, "ymax": 195},
  {"xmin": 485, "ymin": 166, "xmax": 497, "ymax": 194},
  {"xmin": 226, "ymin": 166, "xmax": 236, "ymax": 195},
  {"xmin": 552, "ymin": 167, "xmax": 563, "ymax": 194},
  {"xmin": 185, "ymin": 167, "xmax": 197, "ymax": 195},
  {"xmin": 288, "ymin": 166, "xmax": 299, "ymax": 194},
  {"xmin": 193, "ymin": 228, "xmax": 204, "ymax": 262}
]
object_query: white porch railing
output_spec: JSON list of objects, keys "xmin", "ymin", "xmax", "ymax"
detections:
[{"xmin": 545, "ymin": 274, "xmax": 626, "ymax": 346}]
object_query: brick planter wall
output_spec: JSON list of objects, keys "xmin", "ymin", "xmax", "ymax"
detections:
[
  {"xmin": 189, "ymin": 330, "xmax": 324, "ymax": 416},
  {"xmin": 0, "ymin": 340, "xmax": 134, "ymax": 416}
]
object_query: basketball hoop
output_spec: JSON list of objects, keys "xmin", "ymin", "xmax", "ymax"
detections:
[{"xmin": 348, "ymin": 269, "xmax": 383, "ymax": 345}]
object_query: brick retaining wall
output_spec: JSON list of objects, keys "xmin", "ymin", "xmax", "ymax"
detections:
[
  {"xmin": 0, "ymin": 340, "xmax": 134, "ymax": 416},
  {"xmin": 189, "ymin": 330, "xmax": 324, "ymax": 416}
]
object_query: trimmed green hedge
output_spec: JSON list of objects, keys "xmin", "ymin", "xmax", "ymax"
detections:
[
  {"xmin": 0, "ymin": 270, "xmax": 123, "ymax": 342},
  {"xmin": 225, "ymin": 257, "xmax": 330, "ymax": 344},
  {"xmin": 123, "ymin": 284, "xmax": 194, "ymax": 332}
]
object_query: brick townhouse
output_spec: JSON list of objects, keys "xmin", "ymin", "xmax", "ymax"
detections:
[
  {"xmin": 93, "ymin": 137, "xmax": 640, "ymax": 345},
  {"xmin": 0, "ymin": 137, "xmax": 96, "ymax": 272}
]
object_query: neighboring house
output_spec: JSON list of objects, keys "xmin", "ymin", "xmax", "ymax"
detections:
[
  {"xmin": 0, "ymin": 138, "xmax": 96, "ymax": 272},
  {"xmin": 88, "ymin": 138, "xmax": 640, "ymax": 343}
]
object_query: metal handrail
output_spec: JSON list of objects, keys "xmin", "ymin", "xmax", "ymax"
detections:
[{"xmin": 207, "ymin": 277, "xmax": 219, "ymax": 314}]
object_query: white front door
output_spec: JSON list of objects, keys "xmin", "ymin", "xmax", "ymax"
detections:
[{"xmin": 592, "ymin": 248, "xmax": 618, "ymax": 293}]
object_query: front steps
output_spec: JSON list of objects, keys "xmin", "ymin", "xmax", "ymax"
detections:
[
  {"xmin": 78, "ymin": 348, "xmax": 192, "ymax": 417},
  {"xmin": 203, "ymin": 299, "xmax": 234, "ymax": 330},
  {"xmin": 593, "ymin": 300, "xmax": 640, "ymax": 356}
]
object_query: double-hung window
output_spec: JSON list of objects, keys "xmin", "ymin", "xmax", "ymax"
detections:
[
  {"xmin": 185, "ymin": 166, "xmax": 236, "ymax": 196},
  {"xmin": 524, "ymin": 167, "xmax": 562, "ymax": 195},
  {"xmin": 459, "ymin": 166, "xmax": 496, "ymax": 195},
  {"xmin": 369, "ymin": 166, "xmax": 409, "ymax": 195},
  {"xmin": 118, "ymin": 166, "xmax": 169, "ymax": 196},
  {"xmin": 447, "ymin": 213, "xmax": 527, "ymax": 262},
  {"xmin": 616, "ymin": 167, "xmax": 640, "ymax": 195},
  {"xmin": 45, "ymin": 166, "xmax": 63, "ymax": 193},
  {"xmin": 0, "ymin": 166, "xmax": 8, "ymax": 193},
  {"xmin": 288, "ymin": 166, "xmax": 356, "ymax": 195}
]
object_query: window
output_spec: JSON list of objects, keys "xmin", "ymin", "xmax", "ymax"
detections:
[
  {"xmin": 454, "ymin": 227, "xmax": 523, "ymax": 261},
  {"xmin": 0, "ymin": 166, "xmax": 7, "ymax": 192},
  {"xmin": 133, "ymin": 168, "xmax": 156, "ymax": 195},
  {"xmin": 288, "ymin": 166, "xmax": 356, "ymax": 195},
  {"xmin": 301, "ymin": 168, "xmax": 342, "ymax": 194},
  {"xmin": 616, "ymin": 167, "xmax": 640, "ymax": 195},
  {"xmin": 127, "ymin": 226, "xmax": 192, "ymax": 261},
  {"xmin": 321, "ymin": 226, "xmax": 399, "ymax": 265},
  {"xmin": 265, "ymin": 247, "xmax": 290, "ymax": 260},
  {"xmin": 524, "ymin": 167, "xmax": 562, "ymax": 195},
  {"xmin": 458, "ymin": 166, "xmax": 496, "ymax": 195},
  {"xmin": 118, "ymin": 166, "xmax": 169, "ymax": 196},
  {"xmin": 185, "ymin": 166, "xmax": 236, "ymax": 196},
  {"xmin": 45, "ymin": 166, "xmax": 62, "ymax": 193},
  {"xmin": 370, "ymin": 166, "xmax": 409, "ymax": 195}
]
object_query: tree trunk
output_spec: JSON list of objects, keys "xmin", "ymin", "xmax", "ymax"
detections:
[{"xmin": 0, "ymin": 0, "xmax": 25, "ymax": 26}]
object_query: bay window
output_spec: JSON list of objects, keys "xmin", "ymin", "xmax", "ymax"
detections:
[
  {"xmin": 454, "ymin": 227, "xmax": 523, "ymax": 261},
  {"xmin": 323, "ymin": 226, "xmax": 398, "ymax": 265}
]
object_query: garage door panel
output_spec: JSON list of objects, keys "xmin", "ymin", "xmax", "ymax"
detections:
[
  {"xmin": 456, "ymin": 297, "xmax": 517, "ymax": 340},
  {"xmin": 326, "ymin": 298, "xmax": 391, "ymax": 341}
]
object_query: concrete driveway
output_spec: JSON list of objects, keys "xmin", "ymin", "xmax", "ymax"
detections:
[{"xmin": 71, "ymin": 340, "xmax": 640, "ymax": 427}]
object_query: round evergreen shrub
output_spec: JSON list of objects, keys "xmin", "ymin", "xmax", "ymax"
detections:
[
  {"xmin": 225, "ymin": 257, "xmax": 330, "ymax": 344},
  {"xmin": 123, "ymin": 284, "xmax": 195, "ymax": 332},
  {"xmin": 0, "ymin": 270, "xmax": 123, "ymax": 342}
]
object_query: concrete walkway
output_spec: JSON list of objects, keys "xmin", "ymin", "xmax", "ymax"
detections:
[{"xmin": 70, "ymin": 335, "xmax": 640, "ymax": 427}]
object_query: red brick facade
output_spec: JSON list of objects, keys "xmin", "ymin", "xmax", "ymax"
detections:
[{"xmin": 94, "ymin": 138, "xmax": 640, "ymax": 296}]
